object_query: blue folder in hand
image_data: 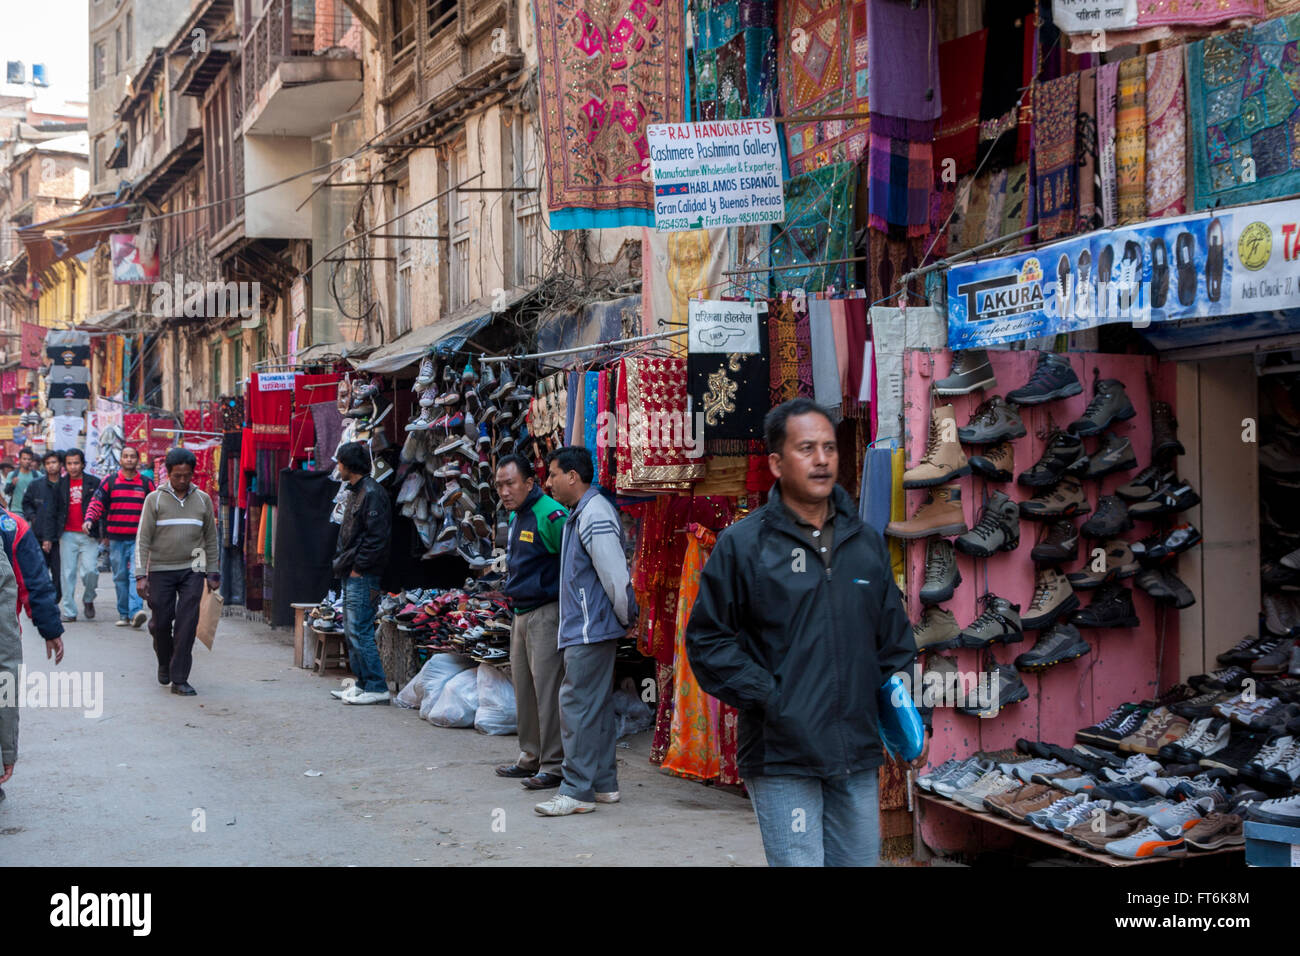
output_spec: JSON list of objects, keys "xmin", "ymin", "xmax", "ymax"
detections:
[{"xmin": 878, "ymin": 673, "xmax": 925, "ymax": 761}]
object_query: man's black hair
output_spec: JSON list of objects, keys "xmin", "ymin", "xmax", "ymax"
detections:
[
  {"xmin": 65, "ymin": 449, "xmax": 85, "ymax": 465},
  {"xmin": 43, "ymin": 450, "xmax": 62, "ymax": 464},
  {"xmin": 545, "ymin": 446, "xmax": 594, "ymax": 484},
  {"xmin": 764, "ymin": 397, "xmax": 836, "ymax": 455},
  {"xmin": 18, "ymin": 448, "xmax": 34, "ymax": 459},
  {"xmin": 164, "ymin": 447, "xmax": 198, "ymax": 472},
  {"xmin": 495, "ymin": 453, "xmax": 534, "ymax": 482},
  {"xmin": 335, "ymin": 441, "xmax": 370, "ymax": 476}
]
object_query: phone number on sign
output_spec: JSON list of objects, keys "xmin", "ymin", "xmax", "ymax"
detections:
[{"xmin": 656, "ymin": 211, "xmax": 780, "ymax": 230}]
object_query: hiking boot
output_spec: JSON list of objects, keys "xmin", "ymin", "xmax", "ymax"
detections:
[
  {"xmin": 1015, "ymin": 622, "xmax": 1091, "ymax": 671},
  {"xmin": 1131, "ymin": 523, "xmax": 1202, "ymax": 564},
  {"xmin": 955, "ymin": 652, "xmax": 1030, "ymax": 718},
  {"xmin": 1135, "ymin": 565, "xmax": 1196, "ymax": 608},
  {"xmin": 885, "ymin": 484, "xmax": 967, "ymax": 539},
  {"xmin": 960, "ymin": 593, "xmax": 1023, "ymax": 648},
  {"xmin": 1120, "ymin": 708, "xmax": 1190, "ymax": 754},
  {"xmin": 958, "ymin": 395, "xmax": 1026, "ymax": 444},
  {"xmin": 1007, "ymin": 352, "xmax": 1083, "ymax": 405},
  {"xmin": 1127, "ymin": 476, "xmax": 1200, "ymax": 520},
  {"xmin": 1065, "ymin": 809, "xmax": 1145, "ymax": 851},
  {"xmin": 920, "ymin": 538, "xmax": 961, "ymax": 605},
  {"xmin": 1068, "ymin": 376, "xmax": 1136, "ymax": 436},
  {"xmin": 1081, "ymin": 495, "xmax": 1132, "ymax": 538},
  {"xmin": 1077, "ymin": 704, "xmax": 1147, "ymax": 747},
  {"xmin": 1030, "ymin": 519, "xmax": 1079, "ymax": 565},
  {"xmin": 1019, "ymin": 475, "xmax": 1091, "ymax": 520},
  {"xmin": 1018, "ymin": 430, "xmax": 1086, "ymax": 487},
  {"xmin": 1022, "ymin": 567, "xmax": 1079, "ymax": 629},
  {"xmin": 955, "ymin": 492, "xmax": 1019, "ymax": 556},
  {"xmin": 936, "ymin": 349, "xmax": 996, "ymax": 395},
  {"xmin": 914, "ymin": 607, "xmax": 961, "ymax": 651},
  {"xmin": 968, "ymin": 441, "xmax": 1014, "ymax": 482},
  {"xmin": 1151, "ymin": 400, "xmax": 1185, "ymax": 459},
  {"xmin": 1116, "ymin": 464, "xmax": 1174, "ymax": 502},
  {"xmin": 922, "ymin": 653, "xmax": 960, "ymax": 706},
  {"xmin": 903, "ymin": 404, "xmax": 969, "ymax": 487},
  {"xmin": 1068, "ymin": 539, "xmax": 1138, "ymax": 590},
  {"xmin": 1071, "ymin": 581, "xmax": 1140, "ymax": 629},
  {"xmin": 1184, "ymin": 812, "xmax": 1245, "ymax": 850},
  {"xmin": 1085, "ymin": 431, "xmax": 1139, "ymax": 480}
]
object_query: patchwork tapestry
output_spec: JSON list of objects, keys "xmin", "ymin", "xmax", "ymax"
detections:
[
  {"xmin": 691, "ymin": 0, "xmax": 778, "ymax": 120},
  {"xmin": 769, "ymin": 162, "xmax": 856, "ymax": 295}
]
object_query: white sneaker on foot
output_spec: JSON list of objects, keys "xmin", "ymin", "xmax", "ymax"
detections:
[
  {"xmin": 329, "ymin": 681, "xmax": 359, "ymax": 700},
  {"xmin": 595, "ymin": 791, "xmax": 620, "ymax": 804},
  {"xmin": 343, "ymin": 689, "xmax": 391, "ymax": 705},
  {"xmin": 534, "ymin": 794, "xmax": 595, "ymax": 816},
  {"xmin": 115, "ymin": 618, "xmax": 130, "ymax": 627}
]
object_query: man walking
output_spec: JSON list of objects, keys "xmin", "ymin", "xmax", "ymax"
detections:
[
  {"xmin": 329, "ymin": 441, "xmax": 392, "ymax": 706},
  {"xmin": 4, "ymin": 449, "xmax": 37, "ymax": 515},
  {"xmin": 57, "ymin": 449, "xmax": 102, "ymax": 622},
  {"xmin": 84, "ymin": 446, "xmax": 154, "ymax": 628},
  {"xmin": 135, "ymin": 448, "xmax": 219, "ymax": 696},
  {"xmin": 492, "ymin": 453, "xmax": 568, "ymax": 791},
  {"xmin": 685, "ymin": 398, "xmax": 926, "ymax": 867},
  {"xmin": 534, "ymin": 447, "xmax": 634, "ymax": 817},
  {"xmin": 23, "ymin": 451, "xmax": 66, "ymax": 603}
]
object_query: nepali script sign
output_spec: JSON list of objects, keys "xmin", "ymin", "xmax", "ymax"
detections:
[{"xmin": 647, "ymin": 120, "xmax": 784, "ymax": 232}]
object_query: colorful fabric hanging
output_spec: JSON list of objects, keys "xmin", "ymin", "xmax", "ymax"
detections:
[
  {"xmin": 1138, "ymin": 0, "xmax": 1262, "ymax": 27},
  {"xmin": 777, "ymin": 0, "xmax": 869, "ymax": 174},
  {"xmin": 687, "ymin": 310, "xmax": 770, "ymax": 453},
  {"xmin": 935, "ymin": 29, "xmax": 987, "ymax": 175},
  {"xmin": 1034, "ymin": 71, "xmax": 1080, "ymax": 242},
  {"xmin": 535, "ymin": 0, "xmax": 686, "ymax": 229},
  {"xmin": 691, "ymin": 0, "xmax": 778, "ymax": 121},
  {"xmin": 978, "ymin": 0, "xmax": 1034, "ymax": 171},
  {"xmin": 1000, "ymin": 163, "xmax": 1031, "ymax": 242},
  {"xmin": 661, "ymin": 526, "xmax": 721, "ymax": 781},
  {"xmin": 867, "ymin": 0, "xmax": 943, "ymax": 139},
  {"xmin": 641, "ymin": 228, "xmax": 730, "ymax": 356},
  {"xmin": 1145, "ymin": 46, "xmax": 1187, "ymax": 219},
  {"xmin": 1187, "ymin": 17, "xmax": 1300, "ymax": 210},
  {"xmin": 1077, "ymin": 67, "xmax": 1100, "ymax": 231},
  {"xmin": 249, "ymin": 372, "xmax": 292, "ymax": 450},
  {"xmin": 617, "ymin": 357, "xmax": 704, "ymax": 491},
  {"xmin": 867, "ymin": 229, "xmax": 926, "ymax": 313},
  {"xmin": 808, "ymin": 296, "xmax": 839, "ymax": 410},
  {"xmin": 767, "ymin": 297, "xmax": 799, "ymax": 406},
  {"xmin": 1115, "ymin": 56, "xmax": 1148, "ymax": 225},
  {"xmin": 868, "ymin": 134, "xmax": 934, "ymax": 237},
  {"xmin": 770, "ymin": 162, "xmax": 856, "ymax": 295},
  {"xmin": 1097, "ymin": 60, "xmax": 1120, "ymax": 227}
]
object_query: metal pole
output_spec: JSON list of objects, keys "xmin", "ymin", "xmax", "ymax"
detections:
[
  {"xmin": 479, "ymin": 328, "xmax": 684, "ymax": 364},
  {"xmin": 900, "ymin": 224, "xmax": 1039, "ymax": 286},
  {"xmin": 723, "ymin": 255, "xmax": 866, "ymax": 278}
]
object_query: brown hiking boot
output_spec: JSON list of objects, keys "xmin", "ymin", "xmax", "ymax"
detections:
[
  {"xmin": 969, "ymin": 440, "xmax": 1015, "ymax": 483},
  {"xmin": 1151, "ymin": 400, "xmax": 1185, "ymax": 460},
  {"xmin": 903, "ymin": 404, "xmax": 970, "ymax": 488},
  {"xmin": 1022, "ymin": 567, "xmax": 1079, "ymax": 629},
  {"xmin": 985, "ymin": 782, "xmax": 1052, "ymax": 819},
  {"xmin": 886, "ymin": 483, "xmax": 967, "ymax": 539},
  {"xmin": 1119, "ymin": 707, "xmax": 1190, "ymax": 754},
  {"xmin": 1001, "ymin": 785, "xmax": 1067, "ymax": 822},
  {"xmin": 1019, "ymin": 475, "xmax": 1091, "ymax": 520},
  {"xmin": 913, "ymin": 607, "xmax": 961, "ymax": 651},
  {"xmin": 1067, "ymin": 538, "xmax": 1141, "ymax": 590},
  {"xmin": 1064, "ymin": 809, "xmax": 1145, "ymax": 851}
]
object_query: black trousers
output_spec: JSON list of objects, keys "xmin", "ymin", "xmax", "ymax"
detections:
[
  {"xmin": 148, "ymin": 569, "xmax": 205, "ymax": 684},
  {"xmin": 43, "ymin": 543, "xmax": 61, "ymax": 603}
]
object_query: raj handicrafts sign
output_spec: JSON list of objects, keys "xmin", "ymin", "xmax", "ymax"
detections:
[
  {"xmin": 648, "ymin": 120, "xmax": 784, "ymax": 231},
  {"xmin": 688, "ymin": 299, "xmax": 765, "ymax": 354}
]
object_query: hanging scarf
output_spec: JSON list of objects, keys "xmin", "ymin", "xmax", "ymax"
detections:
[
  {"xmin": 935, "ymin": 30, "xmax": 987, "ymax": 175},
  {"xmin": 1116, "ymin": 55, "xmax": 1148, "ymax": 225},
  {"xmin": 1097, "ymin": 60, "xmax": 1119, "ymax": 227},
  {"xmin": 691, "ymin": 0, "xmax": 778, "ymax": 121},
  {"xmin": 1145, "ymin": 46, "xmax": 1187, "ymax": 219},
  {"xmin": 771, "ymin": 162, "xmax": 857, "ymax": 295},
  {"xmin": 1000, "ymin": 163, "xmax": 1031, "ymax": 242},
  {"xmin": 1034, "ymin": 71, "xmax": 1080, "ymax": 241},
  {"xmin": 868, "ymin": 134, "xmax": 934, "ymax": 237},
  {"xmin": 978, "ymin": 0, "xmax": 1033, "ymax": 171},
  {"xmin": 1076, "ymin": 67, "xmax": 1100, "ymax": 231},
  {"xmin": 662, "ymin": 527, "xmax": 721, "ymax": 782},
  {"xmin": 867, "ymin": 0, "xmax": 943, "ymax": 139},
  {"xmin": 768, "ymin": 297, "xmax": 798, "ymax": 406},
  {"xmin": 249, "ymin": 372, "xmax": 292, "ymax": 450}
]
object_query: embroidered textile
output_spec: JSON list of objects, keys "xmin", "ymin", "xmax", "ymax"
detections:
[
  {"xmin": 619, "ymin": 357, "xmax": 704, "ymax": 491},
  {"xmin": 662, "ymin": 527, "xmax": 721, "ymax": 781},
  {"xmin": 1097, "ymin": 60, "xmax": 1120, "ymax": 227},
  {"xmin": 868, "ymin": 229, "xmax": 926, "ymax": 311},
  {"xmin": 768, "ymin": 298, "xmax": 799, "ymax": 405},
  {"xmin": 535, "ymin": 0, "xmax": 686, "ymax": 221},
  {"xmin": 1146, "ymin": 46, "xmax": 1187, "ymax": 218},
  {"xmin": 770, "ymin": 162, "xmax": 857, "ymax": 295},
  {"xmin": 642, "ymin": 228, "xmax": 730, "ymax": 356},
  {"xmin": 935, "ymin": 30, "xmax": 987, "ymax": 175},
  {"xmin": 1116, "ymin": 56, "xmax": 1148, "ymax": 225},
  {"xmin": 1077, "ymin": 67, "xmax": 1101, "ymax": 231},
  {"xmin": 249, "ymin": 372, "xmax": 292, "ymax": 449},
  {"xmin": 1138, "ymin": 0, "xmax": 1263, "ymax": 27},
  {"xmin": 687, "ymin": 311, "xmax": 770, "ymax": 450},
  {"xmin": 1000, "ymin": 163, "xmax": 1031, "ymax": 243},
  {"xmin": 1035, "ymin": 71, "xmax": 1080, "ymax": 241},
  {"xmin": 978, "ymin": 0, "xmax": 1034, "ymax": 171},
  {"xmin": 691, "ymin": 0, "xmax": 778, "ymax": 120}
]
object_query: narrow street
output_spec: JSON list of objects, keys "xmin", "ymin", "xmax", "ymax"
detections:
[{"xmin": 2, "ymin": 589, "xmax": 765, "ymax": 867}]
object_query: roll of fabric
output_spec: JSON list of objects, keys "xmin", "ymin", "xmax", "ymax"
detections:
[{"xmin": 1116, "ymin": 56, "xmax": 1148, "ymax": 225}]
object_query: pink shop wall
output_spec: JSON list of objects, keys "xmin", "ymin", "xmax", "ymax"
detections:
[{"xmin": 902, "ymin": 348, "xmax": 1183, "ymax": 856}]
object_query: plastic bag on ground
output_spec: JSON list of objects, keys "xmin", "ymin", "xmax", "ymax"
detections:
[
  {"xmin": 427, "ymin": 667, "xmax": 480, "ymax": 727},
  {"xmin": 474, "ymin": 664, "xmax": 517, "ymax": 735},
  {"xmin": 413, "ymin": 654, "xmax": 476, "ymax": 720},
  {"xmin": 613, "ymin": 679, "xmax": 655, "ymax": 739}
]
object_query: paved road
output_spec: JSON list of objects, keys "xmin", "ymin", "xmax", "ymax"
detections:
[{"xmin": 1, "ymin": 587, "xmax": 766, "ymax": 866}]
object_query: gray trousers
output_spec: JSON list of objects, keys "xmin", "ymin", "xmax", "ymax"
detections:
[
  {"xmin": 557, "ymin": 639, "xmax": 619, "ymax": 802},
  {"xmin": 510, "ymin": 602, "xmax": 565, "ymax": 774}
]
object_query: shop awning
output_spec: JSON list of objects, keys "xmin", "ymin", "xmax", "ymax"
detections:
[
  {"xmin": 351, "ymin": 293, "xmax": 527, "ymax": 374},
  {"xmin": 79, "ymin": 307, "xmax": 135, "ymax": 332},
  {"xmin": 18, "ymin": 203, "xmax": 132, "ymax": 279}
]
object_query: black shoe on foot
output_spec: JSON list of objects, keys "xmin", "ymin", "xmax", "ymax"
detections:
[
  {"xmin": 157, "ymin": 667, "xmax": 171, "ymax": 686},
  {"xmin": 84, "ymin": 602, "xmax": 95, "ymax": 620},
  {"xmin": 495, "ymin": 763, "xmax": 536, "ymax": 778},
  {"xmin": 521, "ymin": 771, "xmax": 563, "ymax": 790},
  {"xmin": 171, "ymin": 682, "xmax": 197, "ymax": 696}
]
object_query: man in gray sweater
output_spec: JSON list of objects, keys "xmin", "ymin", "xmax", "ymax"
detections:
[
  {"xmin": 534, "ymin": 447, "xmax": 635, "ymax": 817},
  {"xmin": 134, "ymin": 448, "xmax": 220, "ymax": 697}
]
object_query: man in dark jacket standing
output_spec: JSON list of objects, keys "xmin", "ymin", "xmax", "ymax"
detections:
[
  {"xmin": 23, "ymin": 451, "xmax": 67, "ymax": 603},
  {"xmin": 685, "ymin": 398, "xmax": 926, "ymax": 867},
  {"xmin": 330, "ymin": 442, "xmax": 392, "ymax": 706},
  {"xmin": 493, "ymin": 453, "xmax": 568, "ymax": 790}
]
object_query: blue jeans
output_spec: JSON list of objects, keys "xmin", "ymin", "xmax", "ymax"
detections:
[
  {"xmin": 59, "ymin": 531, "xmax": 99, "ymax": 618},
  {"xmin": 342, "ymin": 573, "xmax": 387, "ymax": 693},
  {"xmin": 109, "ymin": 539, "xmax": 143, "ymax": 620},
  {"xmin": 746, "ymin": 770, "xmax": 881, "ymax": 867}
]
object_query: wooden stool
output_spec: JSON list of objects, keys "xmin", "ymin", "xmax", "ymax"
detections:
[
  {"xmin": 312, "ymin": 627, "xmax": 350, "ymax": 675},
  {"xmin": 290, "ymin": 603, "xmax": 316, "ymax": 668}
]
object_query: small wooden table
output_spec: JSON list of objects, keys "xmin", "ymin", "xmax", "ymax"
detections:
[{"xmin": 290, "ymin": 603, "xmax": 318, "ymax": 668}]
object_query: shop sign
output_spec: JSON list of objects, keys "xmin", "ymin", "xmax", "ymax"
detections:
[
  {"xmin": 688, "ymin": 299, "xmax": 765, "ymax": 354},
  {"xmin": 1050, "ymin": 0, "xmax": 1137, "ymax": 33},
  {"xmin": 256, "ymin": 372, "xmax": 295, "ymax": 392},
  {"xmin": 945, "ymin": 197, "xmax": 1300, "ymax": 348},
  {"xmin": 647, "ymin": 119, "xmax": 784, "ymax": 231}
]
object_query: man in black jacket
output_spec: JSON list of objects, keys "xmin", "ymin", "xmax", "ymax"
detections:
[
  {"xmin": 23, "ymin": 451, "xmax": 67, "ymax": 603},
  {"xmin": 685, "ymin": 398, "xmax": 926, "ymax": 867},
  {"xmin": 330, "ymin": 442, "xmax": 392, "ymax": 705}
]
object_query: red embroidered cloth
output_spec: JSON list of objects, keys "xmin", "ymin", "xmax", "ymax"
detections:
[{"xmin": 250, "ymin": 372, "xmax": 292, "ymax": 450}]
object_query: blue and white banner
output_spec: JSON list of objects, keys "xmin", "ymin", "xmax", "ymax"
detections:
[{"xmin": 945, "ymin": 196, "xmax": 1300, "ymax": 349}]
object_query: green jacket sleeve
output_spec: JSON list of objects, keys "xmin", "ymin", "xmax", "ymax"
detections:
[{"xmin": 535, "ymin": 499, "xmax": 568, "ymax": 554}]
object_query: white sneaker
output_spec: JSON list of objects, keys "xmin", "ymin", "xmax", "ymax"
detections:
[
  {"xmin": 595, "ymin": 791, "xmax": 620, "ymax": 804},
  {"xmin": 115, "ymin": 618, "xmax": 130, "ymax": 627},
  {"xmin": 329, "ymin": 681, "xmax": 359, "ymax": 700},
  {"xmin": 343, "ymin": 690, "xmax": 391, "ymax": 705},
  {"xmin": 534, "ymin": 794, "xmax": 595, "ymax": 816}
]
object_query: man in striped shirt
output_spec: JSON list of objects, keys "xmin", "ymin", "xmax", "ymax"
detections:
[{"xmin": 84, "ymin": 446, "xmax": 154, "ymax": 628}]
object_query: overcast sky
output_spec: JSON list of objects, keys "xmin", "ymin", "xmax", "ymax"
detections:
[{"xmin": 1, "ymin": 0, "xmax": 90, "ymax": 106}]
